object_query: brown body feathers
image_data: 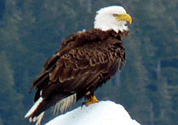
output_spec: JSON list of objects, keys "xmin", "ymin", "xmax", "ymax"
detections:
[{"xmin": 28, "ymin": 29, "xmax": 127, "ymax": 119}]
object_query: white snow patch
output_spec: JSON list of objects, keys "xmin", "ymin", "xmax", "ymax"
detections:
[{"xmin": 45, "ymin": 100, "xmax": 140, "ymax": 125}]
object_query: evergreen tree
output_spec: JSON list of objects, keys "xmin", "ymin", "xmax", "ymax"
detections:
[{"xmin": 0, "ymin": 52, "xmax": 25, "ymax": 125}]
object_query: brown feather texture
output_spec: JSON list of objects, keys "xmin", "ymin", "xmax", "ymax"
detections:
[{"xmin": 25, "ymin": 29, "xmax": 128, "ymax": 124}]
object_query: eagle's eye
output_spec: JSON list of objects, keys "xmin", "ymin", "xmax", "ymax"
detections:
[{"xmin": 112, "ymin": 14, "xmax": 121, "ymax": 17}]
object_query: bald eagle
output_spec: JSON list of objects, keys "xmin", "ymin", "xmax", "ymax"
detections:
[{"xmin": 24, "ymin": 6, "xmax": 132, "ymax": 125}]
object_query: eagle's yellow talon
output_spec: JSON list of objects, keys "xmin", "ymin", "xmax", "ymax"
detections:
[{"xmin": 86, "ymin": 95, "xmax": 99, "ymax": 106}]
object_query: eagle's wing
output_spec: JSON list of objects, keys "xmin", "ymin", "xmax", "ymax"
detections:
[{"xmin": 26, "ymin": 29, "xmax": 125, "ymax": 121}]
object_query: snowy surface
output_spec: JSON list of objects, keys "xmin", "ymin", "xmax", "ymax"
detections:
[{"xmin": 45, "ymin": 101, "xmax": 140, "ymax": 125}]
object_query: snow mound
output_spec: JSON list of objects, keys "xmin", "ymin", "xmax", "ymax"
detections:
[{"xmin": 45, "ymin": 100, "xmax": 140, "ymax": 125}]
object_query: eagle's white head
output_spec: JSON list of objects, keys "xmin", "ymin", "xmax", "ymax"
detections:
[{"xmin": 94, "ymin": 6, "xmax": 132, "ymax": 33}]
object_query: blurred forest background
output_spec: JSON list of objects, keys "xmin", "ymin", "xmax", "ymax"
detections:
[{"xmin": 0, "ymin": 0, "xmax": 178, "ymax": 125}]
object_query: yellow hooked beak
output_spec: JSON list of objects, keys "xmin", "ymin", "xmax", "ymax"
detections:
[{"xmin": 116, "ymin": 13, "xmax": 133, "ymax": 24}]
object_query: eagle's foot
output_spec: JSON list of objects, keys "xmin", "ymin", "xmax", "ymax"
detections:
[{"xmin": 86, "ymin": 95, "xmax": 99, "ymax": 106}]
